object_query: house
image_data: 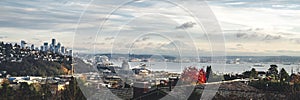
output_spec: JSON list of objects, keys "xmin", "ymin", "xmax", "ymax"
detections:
[
  {"xmin": 257, "ymin": 71, "xmax": 267, "ymax": 79},
  {"xmin": 255, "ymin": 68, "xmax": 267, "ymax": 79}
]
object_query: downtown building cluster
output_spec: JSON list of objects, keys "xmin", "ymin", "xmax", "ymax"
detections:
[
  {"xmin": 20, "ymin": 38, "xmax": 72, "ymax": 55},
  {"xmin": 0, "ymin": 38, "xmax": 72, "ymax": 63}
]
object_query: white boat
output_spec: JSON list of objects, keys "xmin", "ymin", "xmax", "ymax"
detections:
[
  {"xmin": 249, "ymin": 64, "xmax": 267, "ymax": 72},
  {"xmin": 251, "ymin": 64, "xmax": 265, "ymax": 68}
]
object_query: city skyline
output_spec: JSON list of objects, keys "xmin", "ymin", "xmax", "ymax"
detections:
[
  {"xmin": 0, "ymin": 0, "xmax": 300, "ymax": 56},
  {"xmin": 1, "ymin": 38, "xmax": 72, "ymax": 56}
]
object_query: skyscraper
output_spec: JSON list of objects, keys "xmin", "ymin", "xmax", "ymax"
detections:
[
  {"xmin": 50, "ymin": 44, "xmax": 54, "ymax": 52},
  {"xmin": 55, "ymin": 42, "xmax": 61, "ymax": 53},
  {"xmin": 61, "ymin": 46, "xmax": 65, "ymax": 54},
  {"xmin": 40, "ymin": 46, "xmax": 44, "ymax": 51},
  {"xmin": 54, "ymin": 45, "xmax": 58, "ymax": 53},
  {"xmin": 31, "ymin": 44, "xmax": 34, "ymax": 50},
  {"xmin": 68, "ymin": 50, "xmax": 72, "ymax": 56},
  {"xmin": 44, "ymin": 42, "xmax": 48, "ymax": 51},
  {"xmin": 21, "ymin": 40, "xmax": 26, "ymax": 49},
  {"xmin": 51, "ymin": 38, "xmax": 56, "ymax": 46}
]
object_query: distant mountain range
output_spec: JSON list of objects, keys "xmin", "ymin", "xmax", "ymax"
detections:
[{"xmin": 95, "ymin": 53, "xmax": 177, "ymax": 60}]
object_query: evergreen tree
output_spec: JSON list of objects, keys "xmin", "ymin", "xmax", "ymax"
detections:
[
  {"xmin": 267, "ymin": 65, "xmax": 279, "ymax": 80},
  {"xmin": 250, "ymin": 68, "xmax": 258, "ymax": 79},
  {"xmin": 279, "ymin": 68, "xmax": 290, "ymax": 82},
  {"xmin": 206, "ymin": 66, "xmax": 212, "ymax": 79}
]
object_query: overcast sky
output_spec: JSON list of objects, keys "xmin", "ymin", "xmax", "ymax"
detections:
[{"xmin": 0, "ymin": 0, "xmax": 300, "ymax": 56}]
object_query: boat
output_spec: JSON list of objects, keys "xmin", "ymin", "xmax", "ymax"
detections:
[
  {"xmin": 251, "ymin": 64, "xmax": 265, "ymax": 68},
  {"xmin": 249, "ymin": 64, "xmax": 267, "ymax": 72},
  {"xmin": 283, "ymin": 62, "xmax": 292, "ymax": 65}
]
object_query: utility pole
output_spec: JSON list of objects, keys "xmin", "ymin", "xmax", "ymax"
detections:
[
  {"xmin": 70, "ymin": 63, "xmax": 74, "ymax": 75},
  {"xmin": 71, "ymin": 62, "xmax": 76, "ymax": 75}
]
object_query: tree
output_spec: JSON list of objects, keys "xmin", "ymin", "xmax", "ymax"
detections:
[
  {"xmin": 61, "ymin": 77, "xmax": 86, "ymax": 100},
  {"xmin": 0, "ymin": 79, "xmax": 14, "ymax": 99},
  {"xmin": 198, "ymin": 68, "xmax": 207, "ymax": 84},
  {"xmin": 250, "ymin": 68, "xmax": 258, "ymax": 79},
  {"xmin": 13, "ymin": 43, "xmax": 18, "ymax": 47},
  {"xmin": 242, "ymin": 71, "xmax": 251, "ymax": 78},
  {"xmin": 181, "ymin": 66, "xmax": 199, "ymax": 84},
  {"xmin": 206, "ymin": 66, "xmax": 213, "ymax": 79},
  {"xmin": 181, "ymin": 66, "xmax": 208, "ymax": 84},
  {"xmin": 40, "ymin": 83, "xmax": 52, "ymax": 99},
  {"xmin": 291, "ymin": 74, "xmax": 300, "ymax": 84},
  {"xmin": 18, "ymin": 82, "xmax": 40, "ymax": 99},
  {"xmin": 267, "ymin": 65, "xmax": 279, "ymax": 80},
  {"xmin": 279, "ymin": 68, "xmax": 290, "ymax": 82}
]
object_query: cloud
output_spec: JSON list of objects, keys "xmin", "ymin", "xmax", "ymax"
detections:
[
  {"xmin": 134, "ymin": 37, "xmax": 150, "ymax": 42},
  {"xmin": 160, "ymin": 40, "xmax": 191, "ymax": 49},
  {"xmin": 235, "ymin": 43, "xmax": 244, "ymax": 49},
  {"xmin": 104, "ymin": 37, "xmax": 114, "ymax": 40},
  {"xmin": 289, "ymin": 38, "xmax": 300, "ymax": 44},
  {"xmin": 225, "ymin": 2, "xmax": 247, "ymax": 5},
  {"xmin": 210, "ymin": 3, "xmax": 300, "ymax": 34},
  {"xmin": 0, "ymin": 36, "xmax": 8, "ymax": 39},
  {"xmin": 2, "ymin": 0, "xmax": 300, "ymax": 56},
  {"xmin": 175, "ymin": 22, "xmax": 196, "ymax": 29},
  {"xmin": 175, "ymin": 35, "xmax": 185, "ymax": 39},
  {"xmin": 233, "ymin": 29, "xmax": 285, "ymax": 42},
  {"xmin": 236, "ymin": 33, "xmax": 247, "ymax": 38},
  {"xmin": 236, "ymin": 43, "xmax": 242, "ymax": 47},
  {"xmin": 94, "ymin": 42, "xmax": 105, "ymax": 45},
  {"xmin": 263, "ymin": 34, "xmax": 281, "ymax": 41},
  {"xmin": 276, "ymin": 50, "xmax": 300, "ymax": 54},
  {"xmin": 235, "ymin": 32, "xmax": 259, "ymax": 39},
  {"xmin": 146, "ymin": 42, "xmax": 153, "ymax": 45},
  {"xmin": 255, "ymin": 28, "xmax": 264, "ymax": 31},
  {"xmin": 141, "ymin": 37, "xmax": 150, "ymax": 41},
  {"xmin": 0, "ymin": 1, "xmax": 84, "ymax": 31},
  {"xmin": 72, "ymin": 47, "xmax": 91, "ymax": 52}
]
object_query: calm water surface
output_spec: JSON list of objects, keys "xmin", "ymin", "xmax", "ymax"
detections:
[{"xmin": 113, "ymin": 62, "xmax": 300, "ymax": 74}]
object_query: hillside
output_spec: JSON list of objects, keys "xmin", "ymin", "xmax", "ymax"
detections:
[
  {"xmin": 0, "ymin": 57, "xmax": 70, "ymax": 76},
  {"xmin": 73, "ymin": 57, "xmax": 96, "ymax": 73}
]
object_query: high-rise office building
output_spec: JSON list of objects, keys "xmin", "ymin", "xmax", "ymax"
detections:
[
  {"xmin": 35, "ymin": 47, "xmax": 39, "ymax": 51},
  {"xmin": 44, "ymin": 42, "xmax": 48, "ymax": 51},
  {"xmin": 31, "ymin": 44, "xmax": 34, "ymax": 50},
  {"xmin": 55, "ymin": 42, "xmax": 61, "ymax": 53},
  {"xmin": 50, "ymin": 44, "xmax": 54, "ymax": 52},
  {"xmin": 61, "ymin": 46, "xmax": 65, "ymax": 54},
  {"xmin": 68, "ymin": 50, "xmax": 72, "ymax": 56},
  {"xmin": 40, "ymin": 46, "xmax": 44, "ymax": 51},
  {"xmin": 54, "ymin": 45, "xmax": 58, "ymax": 53},
  {"xmin": 21, "ymin": 40, "xmax": 26, "ymax": 49},
  {"xmin": 51, "ymin": 38, "xmax": 56, "ymax": 47}
]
